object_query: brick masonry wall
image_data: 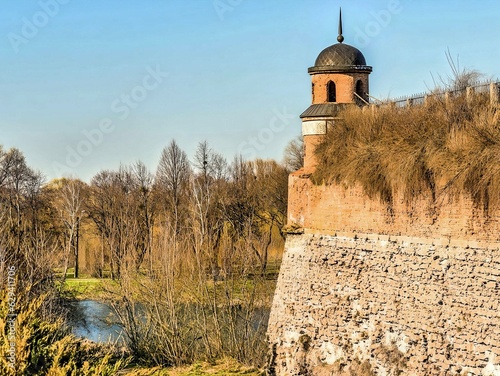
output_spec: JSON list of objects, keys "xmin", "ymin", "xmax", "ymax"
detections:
[
  {"xmin": 268, "ymin": 175, "xmax": 500, "ymax": 375},
  {"xmin": 303, "ymin": 135, "xmax": 324, "ymax": 171},
  {"xmin": 311, "ymin": 73, "xmax": 369, "ymax": 104},
  {"xmin": 287, "ymin": 173, "xmax": 500, "ymax": 244}
]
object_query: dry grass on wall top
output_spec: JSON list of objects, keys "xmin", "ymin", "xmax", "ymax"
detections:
[{"xmin": 313, "ymin": 93, "xmax": 500, "ymax": 213}]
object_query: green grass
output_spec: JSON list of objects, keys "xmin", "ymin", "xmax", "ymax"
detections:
[
  {"xmin": 59, "ymin": 277, "xmax": 115, "ymax": 300},
  {"xmin": 121, "ymin": 358, "xmax": 264, "ymax": 375},
  {"xmin": 64, "ymin": 278, "xmax": 103, "ymax": 295},
  {"xmin": 53, "ymin": 267, "xmax": 120, "ymax": 300}
]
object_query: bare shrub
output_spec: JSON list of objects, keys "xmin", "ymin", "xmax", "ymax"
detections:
[{"xmin": 110, "ymin": 243, "xmax": 271, "ymax": 369}]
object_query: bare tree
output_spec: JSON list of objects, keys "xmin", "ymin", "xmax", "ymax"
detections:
[
  {"xmin": 190, "ymin": 141, "xmax": 228, "ymax": 278},
  {"xmin": 250, "ymin": 159, "xmax": 288, "ymax": 274},
  {"xmin": 283, "ymin": 135, "xmax": 304, "ymax": 171},
  {"xmin": 55, "ymin": 178, "xmax": 87, "ymax": 281},
  {"xmin": 0, "ymin": 147, "xmax": 58, "ymax": 295},
  {"xmin": 0, "ymin": 148, "xmax": 45, "ymax": 266},
  {"xmin": 131, "ymin": 161, "xmax": 155, "ymax": 272},
  {"xmin": 155, "ymin": 140, "xmax": 191, "ymax": 237},
  {"xmin": 87, "ymin": 170, "xmax": 129, "ymax": 279}
]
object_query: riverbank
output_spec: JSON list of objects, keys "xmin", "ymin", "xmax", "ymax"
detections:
[
  {"xmin": 61, "ymin": 272, "xmax": 275, "ymax": 375},
  {"xmin": 62, "ymin": 277, "xmax": 110, "ymax": 300}
]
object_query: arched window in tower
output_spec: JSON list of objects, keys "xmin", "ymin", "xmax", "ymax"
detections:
[
  {"xmin": 327, "ymin": 81, "xmax": 336, "ymax": 103},
  {"xmin": 355, "ymin": 80, "xmax": 365, "ymax": 105}
]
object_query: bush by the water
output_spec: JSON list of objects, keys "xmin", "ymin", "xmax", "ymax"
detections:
[{"xmin": 0, "ymin": 290, "xmax": 127, "ymax": 376}]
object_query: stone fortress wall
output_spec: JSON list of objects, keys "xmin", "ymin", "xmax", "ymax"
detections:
[
  {"xmin": 267, "ymin": 175, "xmax": 500, "ymax": 375},
  {"xmin": 268, "ymin": 10, "xmax": 500, "ymax": 374}
]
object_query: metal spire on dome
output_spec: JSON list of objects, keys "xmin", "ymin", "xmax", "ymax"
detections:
[{"xmin": 337, "ymin": 8, "xmax": 344, "ymax": 43}]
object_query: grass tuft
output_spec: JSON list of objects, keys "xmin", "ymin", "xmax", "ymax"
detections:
[{"xmin": 123, "ymin": 357, "xmax": 263, "ymax": 375}]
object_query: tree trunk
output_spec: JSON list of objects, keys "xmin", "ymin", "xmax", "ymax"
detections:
[{"xmin": 74, "ymin": 218, "xmax": 79, "ymax": 279}]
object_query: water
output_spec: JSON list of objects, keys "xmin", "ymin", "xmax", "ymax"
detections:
[
  {"xmin": 68, "ymin": 299, "xmax": 270, "ymax": 346},
  {"xmin": 68, "ymin": 300, "xmax": 126, "ymax": 345}
]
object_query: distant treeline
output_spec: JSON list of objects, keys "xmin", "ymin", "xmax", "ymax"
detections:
[
  {"xmin": 1, "ymin": 140, "xmax": 293, "ymax": 282},
  {"xmin": 0, "ymin": 139, "xmax": 301, "ymax": 374}
]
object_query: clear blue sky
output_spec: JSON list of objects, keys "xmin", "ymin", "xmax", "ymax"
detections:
[{"xmin": 1, "ymin": 0, "xmax": 499, "ymax": 182}]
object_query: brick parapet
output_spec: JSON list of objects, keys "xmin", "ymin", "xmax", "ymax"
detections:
[{"xmin": 287, "ymin": 174, "xmax": 500, "ymax": 243}]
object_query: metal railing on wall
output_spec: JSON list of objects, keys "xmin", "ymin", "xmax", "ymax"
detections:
[{"xmin": 368, "ymin": 81, "xmax": 500, "ymax": 109}]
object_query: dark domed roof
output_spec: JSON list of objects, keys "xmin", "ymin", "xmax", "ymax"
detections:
[
  {"xmin": 308, "ymin": 9, "xmax": 372, "ymax": 74},
  {"xmin": 315, "ymin": 43, "xmax": 367, "ymax": 67},
  {"xmin": 308, "ymin": 41, "xmax": 372, "ymax": 74}
]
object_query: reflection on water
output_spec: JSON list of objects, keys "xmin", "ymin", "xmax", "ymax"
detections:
[
  {"xmin": 68, "ymin": 300, "xmax": 271, "ymax": 348},
  {"xmin": 68, "ymin": 300, "xmax": 125, "ymax": 345}
]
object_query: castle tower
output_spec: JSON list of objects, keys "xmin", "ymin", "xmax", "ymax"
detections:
[{"xmin": 301, "ymin": 9, "xmax": 372, "ymax": 171}]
